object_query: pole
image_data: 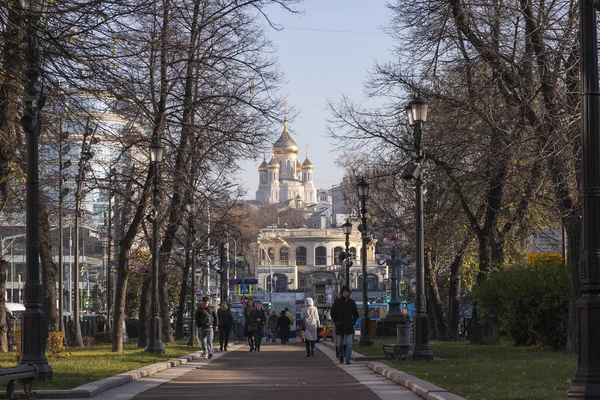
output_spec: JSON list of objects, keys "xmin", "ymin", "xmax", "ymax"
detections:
[
  {"xmin": 387, "ymin": 249, "xmax": 402, "ymax": 318},
  {"xmin": 19, "ymin": 14, "xmax": 51, "ymax": 379},
  {"xmin": 146, "ymin": 160, "xmax": 164, "ymax": 354},
  {"xmin": 408, "ymin": 122, "xmax": 433, "ymax": 361},
  {"xmin": 345, "ymin": 231, "xmax": 351, "ymax": 288},
  {"xmin": 73, "ymin": 206, "xmax": 83, "ymax": 347},
  {"xmin": 188, "ymin": 243, "xmax": 199, "ymax": 346},
  {"xmin": 359, "ymin": 196, "xmax": 373, "ymax": 346},
  {"xmin": 58, "ymin": 135, "xmax": 64, "ymax": 334},
  {"xmin": 106, "ymin": 176, "xmax": 112, "ymax": 331},
  {"xmin": 568, "ymin": 1, "xmax": 600, "ymax": 397}
]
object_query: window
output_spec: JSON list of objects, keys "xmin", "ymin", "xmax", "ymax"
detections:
[
  {"xmin": 268, "ymin": 247, "xmax": 275, "ymax": 261},
  {"xmin": 296, "ymin": 247, "xmax": 307, "ymax": 266},
  {"xmin": 333, "ymin": 247, "xmax": 344, "ymax": 265},
  {"xmin": 280, "ymin": 247, "xmax": 289, "ymax": 263},
  {"xmin": 315, "ymin": 246, "xmax": 327, "ymax": 265}
]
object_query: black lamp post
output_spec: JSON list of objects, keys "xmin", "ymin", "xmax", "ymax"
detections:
[
  {"xmin": 405, "ymin": 96, "xmax": 433, "ymax": 361},
  {"xmin": 186, "ymin": 201, "xmax": 199, "ymax": 347},
  {"xmin": 146, "ymin": 141, "xmax": 165, "ymax": 354},
  {"xmin": 342, "ymin": 219, "xmax": 353, "ymax": 288},
  {"xmin": 357, "ymin": 177, "xmax": 373, "ymax": 347},
  {"xmin": 568, "ymin": 2, "xmax": 600, "ymax": 398},
  {"xmin": 19, "ymin": 0, "xmax": 52, "ymax": 380}
]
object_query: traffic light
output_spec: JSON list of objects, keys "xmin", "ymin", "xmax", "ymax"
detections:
[
  {"xmin": 386, "ymin": 289, "xmax": 391, "ymax": 303},
  {"xmin": 402, "ymin": 299, "xmax": 407, "ymax": 308}
]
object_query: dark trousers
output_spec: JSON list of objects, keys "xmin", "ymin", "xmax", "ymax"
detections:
[
  {"xmin": 305, "ymin": 339, "xmax": 315, "ymax": 354},
  {"xmin": 219, "ymin": 326, "xmax": 230, "ymax": 349}
]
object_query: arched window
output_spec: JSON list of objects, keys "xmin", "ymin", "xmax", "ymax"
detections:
[
  {"xmin": 280, "ymin": 247, "xmax": 289, "ymax": 263},
  {"xmin": 333, "ymin": 247, "xmax": 344, "ymax": 265},
  {"xmin": 315, "ymin": 246, "xmax": 327, "ymax": 265},
  {"xmin": 296, "ymin": 247, "xmax": 307, "ymax": 266},
  {"xmin": 268, "ymin": 247, "xmax": 275, "ymax": 261}
]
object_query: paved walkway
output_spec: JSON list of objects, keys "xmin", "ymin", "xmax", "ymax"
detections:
[{"xmin": 65, "ymin": 340, "xmax": 421, "ymax": 400}]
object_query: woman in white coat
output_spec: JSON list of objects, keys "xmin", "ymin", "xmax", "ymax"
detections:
[{"xmin": 301, "ymin": 297, "xmax": 320, "ymax": 357}]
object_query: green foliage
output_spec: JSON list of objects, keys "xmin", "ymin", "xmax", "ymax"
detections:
[{"xmin": 474, "ymin": 259, "xmax": 569, "ymax": 349}]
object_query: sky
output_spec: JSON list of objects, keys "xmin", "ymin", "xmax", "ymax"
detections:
[{"xmin": 235, "ymin": 0, "xmax": 396, "ymax": 199}]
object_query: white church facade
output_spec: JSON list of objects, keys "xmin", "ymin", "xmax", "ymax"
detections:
[{"xmin": 255, "ymin": 120, "xmax": 317, "ymax": 205}]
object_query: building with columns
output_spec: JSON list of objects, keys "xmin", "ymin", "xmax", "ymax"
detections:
[
  {"xmin": 255, "ymin": 227, "xmax": 383, "ymax": 304},
  {"xmin": 255, "ymin": 119, "xmax": 317, "ymax": 205}
]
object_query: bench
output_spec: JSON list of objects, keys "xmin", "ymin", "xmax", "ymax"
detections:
[
  {"xmin": 382, "ymin": 342, "xmax": 409, "ymax": 361},
  {"xmin": 0, "ymin": 364, "xmax": 37, "ymax": 400}
]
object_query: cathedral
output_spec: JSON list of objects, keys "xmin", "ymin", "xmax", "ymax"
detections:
[{"xmin": 255, "ymin": 119, "xmax": 316, "ymax": 205}]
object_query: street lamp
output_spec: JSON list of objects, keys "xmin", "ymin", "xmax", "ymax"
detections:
[
  {"xmin": 185, "ymin": 201, "xmax": 199, "ymax": 347},
  {"xmin": 19, "ymin": 0, "xmax": 52, "ymax": 380},
  {"xmin": 357, "ymin": 177, "xmax": 373, "ymax": 346},
  {"xmin": 568, "ymin": 2, "xmax": 600, "ymax": 398},
  {"xmin": 146, "ymin": 140, "xmax": 165, "ymax": 354},
  {"xmin": 405, "ymin": 96, "xmax": 433, "ymax": 361},
  {"xmin": 342, "ymin": 219, "xmax": 353, "ymax": 288}
]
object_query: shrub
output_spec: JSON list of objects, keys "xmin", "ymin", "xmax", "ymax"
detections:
[
  {"xmin": 48, "ymin": 331, "xmax": 64, "ymax": 356},
  {"xmin": 474, "ymin": 258, "xmax": 569, "ymax": 349},
  {"xmin": 82, "ymin": 336, "xmax": 95, "ymax": 347},
  {"xmin": 94, "ymin": 330, "xmax": 112, "ymax": 344}
]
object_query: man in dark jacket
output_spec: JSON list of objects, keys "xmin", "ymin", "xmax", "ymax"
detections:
[
  {"xmin": 196, "ymin": 296, "xmax": 218, "ymax": 359},
  {"xmin": 331, "ymin": 286, "xmax": 358, "ymax": 365}
]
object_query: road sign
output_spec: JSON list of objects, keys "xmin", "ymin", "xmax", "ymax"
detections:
[
  {"xmin": 238, "ymin": 284, "xmax": 252, "ymax": 296},
  {"xmin": 240, "ymin": 296, "xmax": 250, "ymax": 305}
]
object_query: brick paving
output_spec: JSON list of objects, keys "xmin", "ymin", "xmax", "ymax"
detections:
[{"xmin": 132, "ymin": 342, "xmax": 381, "ymax": 400}]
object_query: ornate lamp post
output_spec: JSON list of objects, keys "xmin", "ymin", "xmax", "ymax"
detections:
[
  {"xmin": 357, "ymin": 177, "xmax": 373, "ymax": 346},
  {"xmin": 146, "ymin": 141, "xmax": 165, "ymax": 354},
  {"xmin": 405, "ymin": 96, "xmax": 433, "ymax": 361},
  {"xmin": 342, "ymin": 219, "xmax": 353, "ymax": 288},
  {"xmin": 568, "ymin": 2, "xmax": 600, "ymax": 398},
  {"xmin": 19, "ymin": 0, "xmax": 52, "ymax": 380}
]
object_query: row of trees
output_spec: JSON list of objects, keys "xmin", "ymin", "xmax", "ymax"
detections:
[
  {"xmin": 0, "ymin": 0, "xmax": 300, "ymax": 352},
  {"xmin": 329, "ymin": 0, "xmax": 580, "ymax": 351}
]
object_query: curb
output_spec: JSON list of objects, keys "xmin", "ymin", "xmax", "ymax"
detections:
[
  {"xmin": 318, "ymin": 339, "xmax": 465, "ymax": 400},
  {"xmin": 5, "ymin": 349, "xmax": 208, "ymax": 399},
  {"xmin": 366, "ymin": 361, "xmax": 466, "ymax": 400}
]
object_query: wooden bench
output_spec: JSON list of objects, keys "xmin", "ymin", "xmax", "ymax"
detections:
[{"xmin": 0, "ymin": 364, "xmax": 37, "ymax": 400}]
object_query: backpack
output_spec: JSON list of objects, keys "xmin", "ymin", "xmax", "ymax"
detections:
[{"xmin": 196, "ymin": 307, "xmax": 213, "ymax": 328}]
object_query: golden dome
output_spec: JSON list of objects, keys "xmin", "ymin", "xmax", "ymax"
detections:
[
  {"xmin": 302, "ymin": 155, "xmax": 314, "ymax": 169},
  {"xmin": 258, "ymin": 158, "xmax": 268, "ymax": 171},
  {"xmin": 273, "ymin": 122, "xmax": 299, "ymax": 155},
  {"xmin": 267, "ymin": 155, "xmax": 279, "ymax": 169}
]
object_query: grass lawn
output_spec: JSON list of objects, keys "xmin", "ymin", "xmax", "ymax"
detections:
[
  {"xmin": 0, "ymin": 340, "xmax": 205, "ymax": 390},
  {"xmin": 356, "ymin": 337, "xmax": 576, "ymax": 400}
]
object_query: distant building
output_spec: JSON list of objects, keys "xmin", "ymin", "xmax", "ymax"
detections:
[
  {"xmin": 255, "ymin": 117, "xmax": 317, "ymax": 205},
  {"xmin": 255, "ymin": 227, "xmax": 382, "ymax": 304}
]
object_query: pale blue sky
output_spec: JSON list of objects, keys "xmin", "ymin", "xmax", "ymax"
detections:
[{"xmin": 236, "ymin": 0, "xmax": 396, "ymax": 198}]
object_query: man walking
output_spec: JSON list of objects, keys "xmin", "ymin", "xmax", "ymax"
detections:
[
  {"xmin": 331, "ymin": 286, "xmax": 358, "ymax": 365},
  {"xmin": 196, "ymin": 296, "xmax": 218, "ymax": 359}
]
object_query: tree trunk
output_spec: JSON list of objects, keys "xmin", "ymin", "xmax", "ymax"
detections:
[
  {"xmin": 39, "ymin": 200, "xmax": 58, "ymax": 333},
  {"xmin": 565, "ymin": 219, "xmax": 581, "ymax": 353},
  {"xmin": 447, "ymin": 237, "xmax": 469, "ymax": 341},
  {"xmin": 159, "ymin": 265, "xmax": 172, "ymax": 343},
  {"xmin": 470, "ymin": 233, "xmax": 500, "ymax": 345},
  {"xmin": 138, "ymin": 274, "xmax": 151, "ymax": 348},
  {"xmin": 0, "ymin": 260, "xmax": 8, "ymax": 352},
  {"xmin": 112, "ymin": 253, "xmax": 129, "ymax": 353},
  {"xmin": 425, "ymin": 248, "xmax": 448, "ymax": 341},
  {"xmin": 175, "ymin": 248, "xmax": 191, "ymax": 340}
]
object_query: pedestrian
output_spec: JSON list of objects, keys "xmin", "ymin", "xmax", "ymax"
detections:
[
  {"xmin": 300, "ymin": 297, "xmax": 320, "ymax": 357},
  {"xmin": 331, "ymin": 286, "xmax": 359, "ymax": 365},
  {"xmin": 196, "ymin": 296, "xmax": 219, "ymax": 359},
  {"xmin": 244, "ymin": 299, "xmax": 256, "ymax": 351},
  {"xmin": 267, "ymin": 311, "xmax": 279, "ymax": 343},
  {"xmin": 251, "ymin": 302, "xmax": 268, "ymax": 351},
  {"xmin": 217, "ymin": 300, "xmax": 233, "ymax": 352},
  {"xmin": 277, "ymin": 310, "xmax": 291, "ymax": 344}
]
